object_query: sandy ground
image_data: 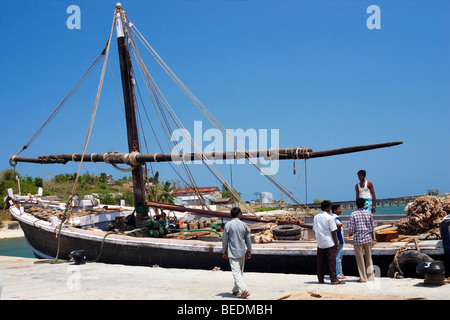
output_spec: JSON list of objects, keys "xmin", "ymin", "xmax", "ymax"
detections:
[
  {"xmin": 0, "ymin": 255, "xmax": 448, "ymax": 301},
  {"xmin": 0, "ymin": 228, "xmax": 24, "ymax": 239}
]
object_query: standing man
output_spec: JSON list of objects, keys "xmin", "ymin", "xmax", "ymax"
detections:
[
  {"xmin": 222, "ymin": 207, "xmax": 252, "ymax": 298},
  {"xmin": 355, "ymin": 169, "xmax": 376, "ymax": 213},
  {"xmin": 348, "ymin": 198, "xmax": 375, "ymax": 282},
  {"xmin": 313, "ymin": 201, "xmax": 344, "ymax": 285},
  {"xmin": 331, "ymin": 203, "xmax": 346, "ymax": 280}
]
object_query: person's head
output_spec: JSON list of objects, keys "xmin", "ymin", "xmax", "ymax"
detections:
[
  {"xmin": 321, "ymin": 200, "xmax": 332, "ymax": 212},
  {"xmin": 357, "ymin": 169, "xmax": 366, "ymax": 181},
  {"xmin": 230, "ymin": 207, "xmax": 242, "ymax": 218},
  {"xmin": 356, "ymin": 198, "xmax": 366, "ymax": 209},
  {"xmin": 331, "ymin": 203, "xmax": 342, "ymax": 215}
]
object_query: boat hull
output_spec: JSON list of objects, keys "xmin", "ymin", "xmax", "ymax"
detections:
[{"xmin": 11, "ymin": 207, "xmax": 449, "ymax": 277}]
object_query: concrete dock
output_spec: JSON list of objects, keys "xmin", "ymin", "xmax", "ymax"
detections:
[
  {"xmin": 0, "ymin": 255, "xmax": 448, "ymax": 300},
  {"xmin": 1, "ymin": 225, "xmax": 449, "ymax": 302}
]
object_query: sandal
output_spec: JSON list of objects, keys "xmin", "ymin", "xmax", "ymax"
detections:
[
  {"xmin": 240, "ymin": 290, "xmax": 250, "ymax": 299},
  {"xmin": 357, "ymin": 279, "xmax": 367, "ymax": 283},
  {"xmin": 232, "ymin": 291, "xmax": 241, "ymax": 297},
  {"xmin": 331, "ymin": 280, "xmax": 345, "ymax": 285}
]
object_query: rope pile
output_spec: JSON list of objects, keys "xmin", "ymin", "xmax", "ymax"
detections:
[
  {"xmin": 252, "ymin": 225, "xmax": 276, "ymax": 244},
  {"xmin": 26, "ymin": 207, "xmax": 66, "ymax": 222},
  {"xmin": 250, "ymin": 212, "xmax": 307, "ymax": 244},
  {"xmin": 397, "ymin": 196, "xmax": 450, "ymax": 235},
  {"xmin": 275, "ymin": 213, "xmax": 306, "ymax": 225},
  {"xmin": 25, "ymin": 206, "xmax": 114, "ymax": 223}
]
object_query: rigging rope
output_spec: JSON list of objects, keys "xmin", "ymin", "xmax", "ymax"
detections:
[
  {"xmin": 127, "ymin": 17, "xmax": 310, "ymax": 212},
  {"xmin": 14, "ymin": 49, "xmax": 107, "ymax": 157},
  {"xmin": 67, "ymin": 9, "xmax": 116, "ymax": 205},
  {"xmin": 53, "ymin": 8, "xmax": 118, "ymax": 262},
  {"xmin": 124, "ymin": 18, "xmax": 214, "ymax": 210},
  {"xmin": 122, "ymin": 16, "xmax": 236, "ymax": 210},
  {"xmin": 127, "ymin": 24, "xmax": 250, "ymax": 213}
]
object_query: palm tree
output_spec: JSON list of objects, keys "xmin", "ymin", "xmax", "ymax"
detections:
[
  {"xmin": 147, "ymin": 172, "xmax": 176, "ymax": 205},
  {"xmin": 147, "ymin": 171, "xmax": 159, "ymax": 187},
  {"xmin": 159, "ymin": 181, "xmax": 176, "ymax": 204},
  {"xmin": 98, "ymin": 172, "xmax": 109, "ymax": 184}
]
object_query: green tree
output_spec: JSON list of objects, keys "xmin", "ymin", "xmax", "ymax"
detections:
[
  {"xmin": 221, "ymin": 183, "xmax": 241, "ymax": 201},
  {"xmin": 313, "ymin": 198, "xmax": 331, "ymax": 204},
  {"xmin": 98, "ymin": 172, "xmax": 109, "ymax": 184},
  {"xmin": 159, "ymin": 181, "xmax": 176, "ymax": 204},
  {"xmin": 1, "ymin": 169, "xmax": 18, "ymax": 181},
  {"xmin": 34, "ymin": 177, "xmax": 43, "ymax": 188},
  {"xmin": 82, "ymin": 172, "xmax": 96, "ymax": 184},
  {"xmin": 147, "ymin": 172, "xmax": 176, "ymax": 204}
]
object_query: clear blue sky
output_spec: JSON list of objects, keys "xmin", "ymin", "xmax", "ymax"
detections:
[{"xmin": 1, "ymin": 0, "xmax": 449, "ymax": 203}]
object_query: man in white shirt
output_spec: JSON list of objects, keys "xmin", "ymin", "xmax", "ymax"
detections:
[{"xmin": 313, "ymin": 201, "xmax": 344, "ymax": 284}]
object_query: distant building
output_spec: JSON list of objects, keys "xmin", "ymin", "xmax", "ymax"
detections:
[
  {"xmin": 427, "ymin": 189, "xmax": 439, "ymax": 196},
  {"xmin": 173, "ymin": 186, "xmax": 221, "ymax": 206},
  {"xmin": 214, "ymin": 198, "xmax": 232, "ymax": 205}
]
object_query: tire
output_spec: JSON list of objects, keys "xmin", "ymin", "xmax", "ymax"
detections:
[
  {"xmin": 250, "ymin": 226, "xmax": 271, "ymax": 234},
  {"xmin": 273, "ymin": 224, "xmax": 302, "ymax": 237},
  {"xmin": 275, "ymin": 234, "xmax": 302, "ymax": 241},
  {"xmin": 387, "ymin": 250, "xmax": 434, "ymax": 278}
]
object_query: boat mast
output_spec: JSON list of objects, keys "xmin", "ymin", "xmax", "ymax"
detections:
[
  {"xmin": 115, "ymin": 4, "xmax": 148, "ymax": 226},
  {"xmin": 6, "ymin": 4, "xmax": 404, "ymax": 215}
]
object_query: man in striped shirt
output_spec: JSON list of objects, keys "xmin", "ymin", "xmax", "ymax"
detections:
[{"xmin": 348, "ymin": 198, "xmax": 375, "ymax": 282}]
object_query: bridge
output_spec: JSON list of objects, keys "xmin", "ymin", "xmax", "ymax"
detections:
[{"xmin": 296, "ymin": 195, "xmax": 420, "ymax": 210}]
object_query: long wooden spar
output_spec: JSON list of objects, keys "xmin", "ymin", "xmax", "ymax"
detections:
[
  {"xmin": 9, "ymin": 141, "xmax": 402, "ymax": 165},
  {"xmin": 147, "ymin": 200, "xmax": 314, "ymax": 229}
]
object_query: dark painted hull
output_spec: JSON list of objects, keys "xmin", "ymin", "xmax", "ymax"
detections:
[
  {"xmin": 18, "ymin": 218, "xmax": 317, "ymax": 274},
  {"xmin": 13, "ymin": 209, "xmax": 449, "ymax": 278}
]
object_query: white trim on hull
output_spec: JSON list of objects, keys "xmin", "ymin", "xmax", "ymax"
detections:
[{"xmin": 23, "ymin": 237, "xmax": 54, "ymax": 260}]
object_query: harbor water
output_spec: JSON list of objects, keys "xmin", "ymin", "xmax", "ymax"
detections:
[
  {"xmin": 341, "ymin": 204, "xmax": 407, "ymax": 216},
  {"xmin": 0, "ymin": 237, "xmax": 35, "ymax": 258}
]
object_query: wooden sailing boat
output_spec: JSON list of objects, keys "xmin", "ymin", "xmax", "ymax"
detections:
[{"xmin": 9, "ymin": 4, "xmax": 444, "ymax": 276}]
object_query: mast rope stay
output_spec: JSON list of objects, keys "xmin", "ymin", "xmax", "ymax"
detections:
[
  {"xmin": 123, "ymin": 16, "xmax": 255, "ymax": 213},
  {"xmin": 123, "ymin": 14, "xmax": 215, "ymax": 211},
  {"xmin": 52, "ymin": 8, "xmax": 118, "ymax": 262},
  {"xmin": 12, "ymin": 47, "xmax": 108, "ymax": 160},
  {"xmin": 126, "ymin": 16, "xmax": 310, "ymax": 212}
]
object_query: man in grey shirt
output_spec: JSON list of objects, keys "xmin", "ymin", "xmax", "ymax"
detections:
[{"xmin": 222, "ymin": 207, "xmax": 252, "ymax": 298}]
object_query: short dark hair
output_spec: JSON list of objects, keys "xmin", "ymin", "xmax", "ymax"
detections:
[
  {"xmin": 357, "ymin": 169, "xmax": 366, "ymax": 176},
  {"xmin": 356, "ymin": 198, "xmax": 366, "ymax": 209},
  {"xmin": 321, "ymin": 200, "xmax": 331, "ymax": 211},
  {"xmin": 230, "ymin": 207, "xmax": 242, "ymax": 217},
  {"xmin": 331, "ymin": 203, "xmax": 341, "ymax": 212}
]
